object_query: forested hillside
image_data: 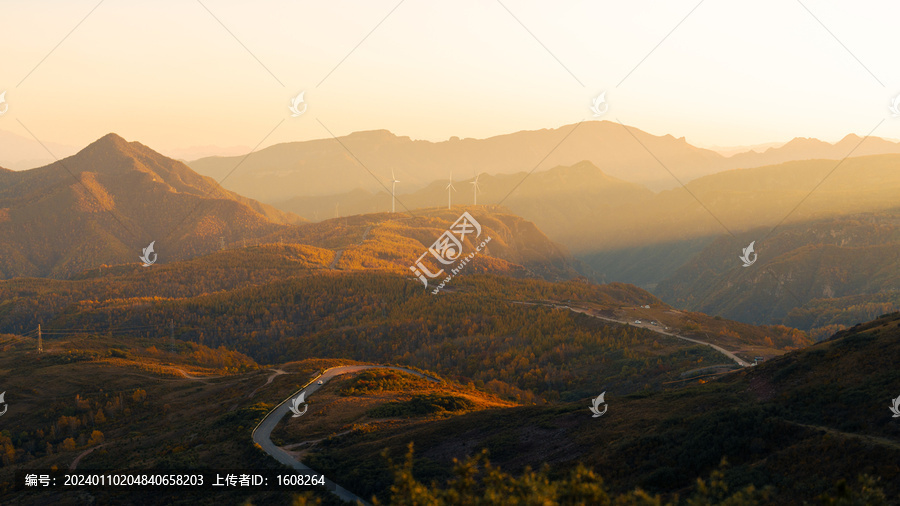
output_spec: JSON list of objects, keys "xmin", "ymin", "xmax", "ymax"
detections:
[
  {"xmin": 2, "ymin": 252, "xmax": 806, "ymax": 405},
  {"xmin": 305, "ymin": 311, "xmax": 900, "ymax": 504},
  {"xmin": 657, "ymin": 208, "xmax": 900, "ymax": 337}
]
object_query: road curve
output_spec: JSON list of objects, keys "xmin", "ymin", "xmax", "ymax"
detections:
[
  {"xmin": 564, "ymin": 305, "xmax": 747, "ymax": 367},
  {"xmin": 252, "ymin": 365, "xmax": 441, "ymax": 504},
  {"xmin": 517, "ymin": 302, "xmax": 748, "ymax": 367}
]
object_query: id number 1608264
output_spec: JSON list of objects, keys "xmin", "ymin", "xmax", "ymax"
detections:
[{"xmin": 277, "ymin": 474, "xmax": 325, "ymax": 487}]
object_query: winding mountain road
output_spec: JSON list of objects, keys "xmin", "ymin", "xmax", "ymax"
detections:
[
  {"xmin": 520, "ymin": 302, "xmax": 748, "ymax": 367},
  {"xmin": 569, "ymin": 305, "xmax": 747, "ymax": 367},
  {"xmin": 252, "ymin": 365, "xmax": 441, "ymax": 504},
  {"xmin": 252, "ymin": 301, "xmax": 745, "ymax": 502}
]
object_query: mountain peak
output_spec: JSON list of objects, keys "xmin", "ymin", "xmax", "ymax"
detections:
[
  {"xmin": 837, "ymin": 133, "xmax": 862, "ymax": 143},
  {"xmin": 346, "ymin": 129, "xmax": 401, "ymax": 142},
  {"xmin": 91, "ymin": 132, "xmax": 130, "ymax": 148},
  {"xmin": 782, "ymin": 136, "xmax": 824, "ymax": 146},
  {"xmin": 72, "ymin": 133, "xmax": 137, "ymax": 162}
]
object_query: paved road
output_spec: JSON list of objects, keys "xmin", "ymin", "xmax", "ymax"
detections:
[
  {"xmin": 565, "ymin": 304, "xmax": 747, "ymax": 367},
  {"xmin": 252, "ymin": 365, "xmax": 441, "ymax": 504},
  {"xmin": 518, "ymin": 301, "xmax": 748, "ymax": 367},
  {"xmin": 328, "ymin": 250, "xmax": 344, "ymax": 270}
]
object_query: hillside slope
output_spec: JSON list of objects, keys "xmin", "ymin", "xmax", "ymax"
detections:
[
  {"xmin": 304, "ymin": 312, "xmax": 900, "ymax": 504},
  {"xmin": 656, "ymin": 209, "xmax": 900, "ymax": 335},
  {"xmin": 277, "ymin": 161, "xmax": 655, "ymax": 252},
  {"xmin": 0, "ymin": 264, "xmax": 804, "ymax": 408},
  {"xmin": 279, "ymin": 152, "xmax": 900, "ymax": 265},
  {"xmin": 0, "ymin": 134, "xmax": 303, "ymax": 279}
]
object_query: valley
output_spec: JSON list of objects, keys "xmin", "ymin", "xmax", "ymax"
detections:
[{"xmin": 0, "ymin": 130, "xmax": 896, "ymax": 505}]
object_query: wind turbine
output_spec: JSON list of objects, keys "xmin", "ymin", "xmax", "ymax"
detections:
[
  {"xmin": 391, "ymin": 169, "xmax": 400, "ymax": 213},
  {"xmin": 470, "ymin": 173, "xmax": 481, "ymax": 205},
  {"xmin": 446, "ymin": 171, "xmax": 456, "ymax": 209}
]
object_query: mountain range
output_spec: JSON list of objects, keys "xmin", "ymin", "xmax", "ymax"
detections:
[
  {"xmin": 5, "ymin": 128, "xmax": 900, "ymax": 338},
  {"xmin": 274, "ymin": 153, "xmax": 900, "ymax": 294},
  {"xmin": 186, "ymin": 122, "xmax": 900, "ymax": 205},
  {"xmin": 724, "ymin": 133, "xmax": 900, "ymax": 168},
  {"xmin": 3, "ymin": 127, "xmax": 900, "ymax": 504},
  {"xmin": 0, "ymin": 132, "xmax": 588, "ymax": 287},
  {"xmin": 186, "ymin": 121, "xmax": 722, "ymax": 201},
  {"xmin": 274, "ymin": 160, "xmax": 654, "ymax": 244}
]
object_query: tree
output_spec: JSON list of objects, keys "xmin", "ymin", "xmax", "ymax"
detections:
[
  {"xmin": 87, "ymin": 430, "xmax": 104, "ymax": 446},
  {"xmin": 61, "ymin": 438, "xmax": 77, "ymax": 452},
  {"xmin": 373, "ymin": 446, "xmax": 782, "ymax": 505},
  {"xmin": 818, "ymin": 475, "xmax": 887, "ymax": 506}
]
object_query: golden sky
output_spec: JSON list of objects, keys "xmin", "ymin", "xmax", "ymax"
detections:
[{"xmin": 2, "ymin": 0, "xmax": 900, "ymax": 156}]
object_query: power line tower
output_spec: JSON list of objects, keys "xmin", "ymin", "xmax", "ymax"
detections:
[{"xmin": 37, "ymin": 324, "xmax": 43, "ymax": 353}]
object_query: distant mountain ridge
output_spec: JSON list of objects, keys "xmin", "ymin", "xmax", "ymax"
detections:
[
  {"xmin": 187, "ymin": 121, "xmax": 726, "ymax": 201},
  {"xmin": 188, "ymin": 122, "xmax": 900, "ymax": 205},
  {"xmin": 278, "ymin": 151, "xmax": 900, "ymax": 257},
  {"xmin": 0, "ymin": 133, "xmax": 302, "ymax": 279},
  {"xmin": 723, "ymin": 133, "xmax": 900, "ymax": 168},
  {"xmin": 0, "ymin": 128, "xmax": 79, "ymax": 170},
  {"xmin": 275, "ymin": 160, "xmax": 652, "ymax": 232}
]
